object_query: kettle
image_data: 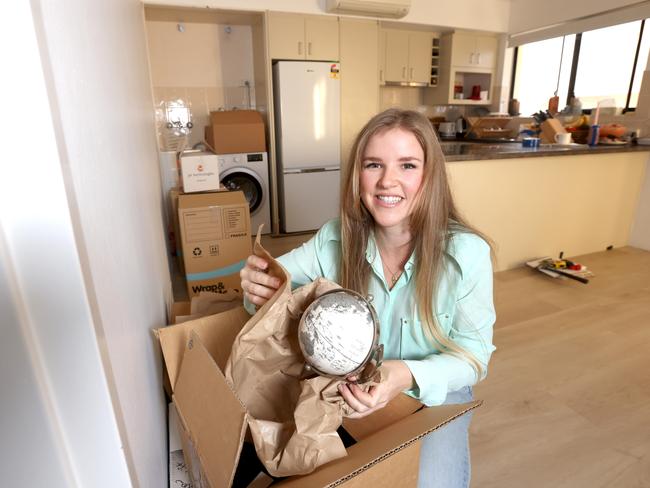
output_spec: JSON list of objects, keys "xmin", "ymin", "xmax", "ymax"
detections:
[{"xmin": 455, "ymin": 117, "xmax": 467, "ymax": 138}]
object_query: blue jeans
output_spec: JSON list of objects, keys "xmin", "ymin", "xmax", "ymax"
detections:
[{"xmin": 417, "ymin": 386, "xmax": 474, "ymax": 488}]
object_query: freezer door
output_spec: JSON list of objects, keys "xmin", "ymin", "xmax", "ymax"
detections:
[
  {"xmin": 280, "ymin": 170, "xmax": 340, "ymax": 233},
  {"xmin": 274, "ymin": 61, "xmax": 341, "ymax": 171}
]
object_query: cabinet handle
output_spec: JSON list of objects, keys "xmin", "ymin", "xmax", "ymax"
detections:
[
  {"xmin": 308, "ymin": 42, "xmax": 312, "ymax": 56},
  {"xmin": 298, "ymin": 41, "xmax": 302, "ymax": 55},
  {"xmin": 402, "ymin": 67, "xmax": 406, "ymax": 79},
  {"xmin": 380, "ymin": 69, "xmax": 383, "ymax": 83},
  {"xmin": 477, "ymin": 52, "xmax": 481, "ymax": 65},
  {"xmin": 410, "ymin": 67, "xmax": 414, "ymax": 80},
  {"xmin": 469, "ymin": 53, "xmax": 474, "ymax": 64}
]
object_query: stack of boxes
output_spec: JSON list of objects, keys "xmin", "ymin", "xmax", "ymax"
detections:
[{"xmin": 171, "ymin": 110, "xmax": 266, "ymax": 298}]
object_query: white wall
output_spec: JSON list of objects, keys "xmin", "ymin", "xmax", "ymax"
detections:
[
  {"xmin": 146, "ymin": 0, "xmax": 512, "ymax": 32},
  {"xmin": 30, "ymin": 0, "xmax": 172, "ymax": 486},
  {"xmin": 0, "ymin": 1, "xmax": 133, "ymax": 486}
]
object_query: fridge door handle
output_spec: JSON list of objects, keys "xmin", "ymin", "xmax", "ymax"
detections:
[{"xmin": 284, "ymin": 167, "xmax": 339, "ymax": 174}]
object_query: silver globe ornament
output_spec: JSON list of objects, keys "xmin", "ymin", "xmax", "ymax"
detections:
[{"xmin": 298, "ymin": 289, "xmax": 383, "ymax": 383}]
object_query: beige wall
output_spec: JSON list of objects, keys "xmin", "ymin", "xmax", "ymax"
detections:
[{"xmin": 447, "ymin": 151, "xmax": 649, "ymax": 270}]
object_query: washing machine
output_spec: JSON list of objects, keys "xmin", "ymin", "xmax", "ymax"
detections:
[{"xmin": 217, "ymin": 152, "xmax": 271, "ymax": 235}]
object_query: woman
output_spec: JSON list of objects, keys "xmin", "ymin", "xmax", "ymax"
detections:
[{"xmin": 240, "ymin": 108, "xmax": 496, "ymax": 487}]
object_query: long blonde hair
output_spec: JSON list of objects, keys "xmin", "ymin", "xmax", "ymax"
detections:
[{"xmin": 339, "ymin": 108, "xmax": 491, "ymax": 378}]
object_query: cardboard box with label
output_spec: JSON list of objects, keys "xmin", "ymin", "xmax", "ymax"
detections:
[
  {"xmin": 205, "ymin": 110, "xmax": 266, "ymax": 155},
  {"xmin": 179, "ymin": 150, "xmax": 221, "ymax": 193},
  {"xmin": 156, "ymin": 308, "xmax": 481, "ymax": 488},
  {"xmin": 178, "ymin": 191, "xmax": 251, "ymax": 297}
]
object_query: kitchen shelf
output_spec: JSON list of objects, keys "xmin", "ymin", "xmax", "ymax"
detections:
[{"xmin": 430, "ymin": 36, "xmax": 440, "ymax": 86}]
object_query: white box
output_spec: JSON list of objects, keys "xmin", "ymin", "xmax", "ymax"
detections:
[{"xmin": 180, "ymin": 151, "xmax": 220, "ymax": 193}]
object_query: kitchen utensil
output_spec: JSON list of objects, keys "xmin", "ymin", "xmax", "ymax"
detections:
[
  {"xmin": 588, "ymin": 125, "xmax": 600, "ymax": 146},
  {"xmin": 508, "ymin": 99, "xmax": 520, "ymax": 116},
  {"xmin": 554, "ymin": 133, "xmax": 572, "ymax": 145},
  {"xmin": 438, "ymin": 122, "xmax": 456, "ymax": 138},
  {"xmin": 455, "ymin": 117, "xmax": 467, "ymax": 137}
]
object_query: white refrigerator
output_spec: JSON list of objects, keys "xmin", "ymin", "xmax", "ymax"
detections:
[{"xmin": 273, "ymin": 61, "xmax": 341, "ymax": 233}]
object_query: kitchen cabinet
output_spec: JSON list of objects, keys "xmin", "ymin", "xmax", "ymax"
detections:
[
  {"xmin": 268, "ymin": 12, "xmax": 339, "ymax": 61},
  {"xmin": 383, "ymin": 29, "xmax": 432, "ymax": 85},
  {"xmin": 424, "ymin": 31, "xmax": 498, "ymax": 106},
  {"xmin": 451, "ymin": 32, "xmax": 497, "ymax": 70}
]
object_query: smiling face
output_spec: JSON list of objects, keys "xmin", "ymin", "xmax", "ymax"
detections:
[{"xmin": 359, "ymin": 127, "xmax": 425, "ymax": 233}]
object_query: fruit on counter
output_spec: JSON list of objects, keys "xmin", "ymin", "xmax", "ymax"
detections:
[
  {"xmin": 564, "ymin": 114, "xmax": 590, "ymax": 129},
  {"xmin": 599, "ymin": 123, "xmax": 626, "ymax": 138}
]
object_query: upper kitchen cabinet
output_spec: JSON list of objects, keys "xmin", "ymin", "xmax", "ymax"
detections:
[
  {"xmin": 424, "ymin": 30, "xmax": 499, "ymax": 106},
  {"xmin": 383, "ymin": 29, "xmax": 433, "ymax": 86},
  {"xmin": 268, "ymin": 12, "xmax": 339, "ymax": 61},
  {"xmin": 451, "ymin": 32, "xmax": 497, "ymax": 70}
]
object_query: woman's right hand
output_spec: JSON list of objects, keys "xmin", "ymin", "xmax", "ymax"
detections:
[{"xmin": 240, "ymin": 255, "xmax": 283, "ymax": 307}]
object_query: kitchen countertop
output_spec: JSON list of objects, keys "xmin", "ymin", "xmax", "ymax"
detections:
[{"xmin": 441, "ymin": 141, "xmax": 650, "ymax": 162}]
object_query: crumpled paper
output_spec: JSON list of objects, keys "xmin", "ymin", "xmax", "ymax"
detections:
[{"xmin": 224, "ymin": 234, "xmax": 361, "ymax": 477}]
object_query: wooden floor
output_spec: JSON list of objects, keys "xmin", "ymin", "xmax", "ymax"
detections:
[
  {"xmin": 473, "ymin": 246, "xmax": 650, "ymax": 488},
  {"xmin": 261, "ymin": 234, "xmax": 650, "ymax": 487}
]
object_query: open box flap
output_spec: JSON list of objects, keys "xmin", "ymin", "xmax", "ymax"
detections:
[
  {"xmin": 174, "ymin": 329, "xmax": 248, "ymax": 488},
  {"xmin": 155, "ymin": 306, "xmax": 251, "ymax": 392},
  {"xmin": 276, "ymin": 400, "xmax": 482, "ymax": 488}
]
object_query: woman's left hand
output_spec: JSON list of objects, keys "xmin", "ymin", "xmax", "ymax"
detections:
[{"xmin": 339, "ymin": 360, "xmax": 414, "ymax": 419}]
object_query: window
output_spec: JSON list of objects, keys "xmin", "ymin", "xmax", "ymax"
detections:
[
  {"xmin": 512, "ymin": 36, "xmax": 575, "ymax": 117},
  {"xmin": 512, "ymin": 20, "xmax": 649, "ymax": 115}
]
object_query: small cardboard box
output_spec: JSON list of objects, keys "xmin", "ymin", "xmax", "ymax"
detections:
[
  {"xmin": 178, "ymin": 191, "xmax": 251, "ymax": 297},
  {"xmin": 205, "ymin": 110, "xmax": 266, "ymax": 155},
  {"xmin": 180, "ymin": 151, "xmax": 221, "ymax": 193},
  {"xmin": 155, "ymin": 308, "xmax": 481, "ymax": 488}
]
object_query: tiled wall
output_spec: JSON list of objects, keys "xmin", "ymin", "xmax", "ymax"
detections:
[{"xmin": 146, "ymin": 19, "xmax": 257, "ymax": 149}]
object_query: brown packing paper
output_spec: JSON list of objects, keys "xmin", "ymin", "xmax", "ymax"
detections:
[
  {"xmin": 225, "ymin": 232, "xmax": 359, "ymax": 477},
  {"xmin": 190, "ymin": 290, "xmax": 243, "ymax": 316}
]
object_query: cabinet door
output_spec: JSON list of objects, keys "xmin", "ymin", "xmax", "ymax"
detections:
[
  {"xmin": 384, "ymin": 30, "xmax": 409, "ymax": 82},
  {"xmin": 450, "ymin": 32, "xmax": 476, "ymax": 68},
  {"xmin": 305, "ymin": 16, "xmax": 339, "ymax": 61},
  {"xmin": 268, "ymin": 12, "xmax": 305, "ymax": 60},
  {"xmin": 408, "ymin": 32, "xmax": 432, "ymax": 84},
  {"xmin": 475, "ymin": 35, "xmax": 497, "ymax": 69},
  {"xmin": 378, "ymin": 29, "xmax": 386, "ymax": 85}
]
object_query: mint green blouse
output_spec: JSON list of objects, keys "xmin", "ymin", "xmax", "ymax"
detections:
[{"xmin": 249, "ymin": 219, "xmax": 496, "ymax": 406}]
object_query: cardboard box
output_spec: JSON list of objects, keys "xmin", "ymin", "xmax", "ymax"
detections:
[
  {"xmin": 155, "ymin": 308, "xmax": 482, "ymax": 488},
  {"xmin": 205, "ymin": 110, "xmax": 266, "ymax": 155},
  {"xmin": 180, "ymin": 151, "xmax": 221, "ymax": 193},
  {"xmin": 178, "ymin": 191, "xmax": 251, "ymax": 297},
  {"xmin": 169, "ymin": 402, "xmax": 194, "ymax": 487}
]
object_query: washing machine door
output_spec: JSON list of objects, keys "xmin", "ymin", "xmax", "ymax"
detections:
[{"xmin": 221, "ymin": 168, "xmax": 263, "ymax": 214}]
